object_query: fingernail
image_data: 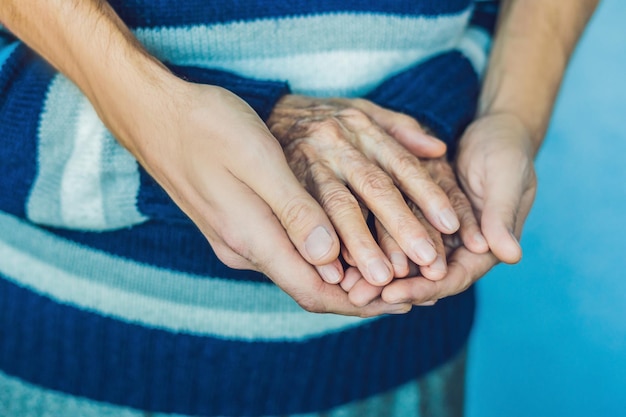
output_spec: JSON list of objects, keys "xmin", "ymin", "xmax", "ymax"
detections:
[
  {"xmin": 390, "ymin": 252, "xmax": 407, "ymax": 271},
  {"xmin": 509, "ymin": 231, "xmax": 521, "ymax": 248},
  {"xmin": 318, "ymin": 263, "xmax": 342, "ymax": 284},
  {"xmin": 412, "ymin": 239, "xmax": 437, "ymax": 264},
  {"xmin": 474, "ymin": 232, "xmax": 488, "ymax": 247},
  {"xmin": 305, "ymin": 226, "xmax": 333, "ymax": 261},
  {"xmin": 367, "ymin": 259, "xmax": 392, "ymax": 284},
  {"xmin": 439, "ymin": 208, "xmax": 460, "ymax": 232},
  {"xmin": 417, "ymin": 300, "xmax": 437, "ymax": 307}
]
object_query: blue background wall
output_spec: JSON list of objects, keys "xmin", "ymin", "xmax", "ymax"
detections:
[{"xmin": 467, "ymin": 1, "xmax": 626, "ymax": 416}]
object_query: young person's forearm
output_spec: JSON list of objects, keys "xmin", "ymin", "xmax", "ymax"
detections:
[
  {"xmin": 478, "ymin": 0, "xmax": 599, "ymax": 153},
  {"xmin": 0, "ymin": 0, "xmax": 177, "ymax": 151}
]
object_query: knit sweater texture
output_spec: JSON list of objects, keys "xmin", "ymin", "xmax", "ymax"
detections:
[{"xmin": 0, "ymin": 1, "xmax": 497, "ymax": 416}]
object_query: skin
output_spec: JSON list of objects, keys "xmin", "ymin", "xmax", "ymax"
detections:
[
  {"xmin": 267, "ymin": 95, "xmax": 460, "ymax": 287},
  {"xmin": 346, "ymin": 0, "xmax": 601, "ymax": 306},
  {"xmin": 0, "ymin": 0, "xmax": 456, "ymax": 316},
  {"xmin": 0, "ymin": 0, "xmax": 599, "ymax": 314},
  {"xmin": 341, "ymin": 155, "xmax": 489, "ymax": 307}
]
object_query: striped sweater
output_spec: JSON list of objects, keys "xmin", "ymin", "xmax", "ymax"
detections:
[{"xmin": 0, "ymin": 1, "xmax": 497, "ymax": 416}]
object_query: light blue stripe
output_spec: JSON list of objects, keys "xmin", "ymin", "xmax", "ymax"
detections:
[
  {"xmin": 0, "ymin": 370, "xmax": 421, "ymax": 417},
  {"xmin": 27, "ymin": 75, "xmax": 77, "ymax": 227},
  {"xmin": 0, "ymin": 212, "xmax": 374, "ymax": 340},
  {"xmin": 135, "ymin": 11, "xmax": 471, "ymax": 61},
  {"xmin": 27, "ymin": 74, "xmax": 146, "ymax": 230},
  {"xmin": 100, "ymin": 130, "xmax": 146, "ymax": 227},
  {"xmin": 455, "ymin": 26, "xmax": 491, "ymax": 76},
  {"xmin": 135, "ymin": 11, "xmax": 471, "ymax": 97},
  {"xmin": 0, "ymin": 41, "xmax": 18, "ymax": 71}
]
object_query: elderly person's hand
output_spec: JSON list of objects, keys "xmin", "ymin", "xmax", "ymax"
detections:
[
  {"xmin": 378, "ymin": 113, "xmax": 537, "ymax": 305},
  {"xmin": 267, "ymin": 94, "xmax": 461, "ymax": 287},
  {"xmin": 0, "ymin": 0, "xmax": 418, "ymax": 317},
  {"xmin": 340, "ymin": 154, "xmax": 490, "ymax": 306}
]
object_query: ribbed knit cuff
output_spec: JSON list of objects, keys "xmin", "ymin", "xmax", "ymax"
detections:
[
  {"xmin": 470, "ymin": 0, "xmax": 500, "ymax": 35},
  {"xmin": 167, "ymin": 63, "xmax": 291, "ymax": 121},
  {"xmin": 365, "ymin": 51, "xmax": 480, "ymax": 157}
]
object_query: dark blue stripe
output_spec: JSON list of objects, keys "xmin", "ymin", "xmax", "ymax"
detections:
[
  {"xmin": 43, "ymin": 220, "xmax": 272, "ymax": 283},
  {"xmin": 108, "ymin": 0, "xmax": 472, "ymax": 28},
  {"xmin": 470, "ymin": 1, "xmax": 500, "ymax": 34},
  {"xmin": 367, "ymin": 51, "xmax": 480, "ymax": 157},
  {"xmin": 166, "ymin": 63, "xmax": 290, "ymax": 121},
  {"xmin": 31, "ymin": 53, "xmax": 480, "ymax": 281},
  {"xmin": 0, "ymin": 45, "xmax": 55, "ymax": 219},
  {"xmin": 0, "ymin": 274, "xmax": 474, "ymax": 416}
]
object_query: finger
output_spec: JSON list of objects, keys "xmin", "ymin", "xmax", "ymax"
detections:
[
  {"xmin": 348, "ymin": 276, "xmax": 384, "ymax": 307},
  {"xmin": 351, "ymin": 99, "xmax": 447, "ymax": 158},
  {"xmin": 411, "ymin": 206, "xmax": 447, "ymax": 281},
  {"xmin": 374, "ymin": 140, "xmax": 460, "ymax": 235},
  {"xmin": 336, "ymin": 116, "xmax": 458, "ymax": 235},
  {"xmin": 339, "ymin": 266, "xmax": 385, "ymax": 307},
  {"xmin": 480, "ymin": 165, "xmax": 529, "ymax": 264},
  {"xmin": 374, "ymin": 219, "xmax": 409, "ymax": 278},
  {"xmin": 311, "ymin": 162, "xmax": 395, "ymax": 286},
  {"xmin": 337, "ymin": 148, "xmax": 438, "ymax": 267},
  {"xmin": 341, "ymin": 244, "xmax": 357, "ymax": 267},
  {"xmin": 234, "ymin": 131, "xmax": 342, "ymax": 266},
  {"xmin": 340, "ymin": 267, "xmax": 362, "ymax": 292},
  {"xmin": 341, "ymin": 204, "xmax": 370, "ymax": 268},
  {"xmin": 315, "ymin": 259, "xmax": 344, "ymax": 284},
  {"xmin": 381, "ymin": 248, "xmax": 497, "ymax": 305},
  {"xmin": 431, "ymin": 160, "xmax": 489, "ymax": 254},
  {"xmin": 211, "ymin": 178, "xmax": 411, "ymax": 316}
]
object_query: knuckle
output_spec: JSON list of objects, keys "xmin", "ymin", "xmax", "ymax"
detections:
[
  {"xmin": 357, "ymin": 170, "xmax": 396, "ymax": 200},
  {"xmin": 278, "ymin": 195, "xmax": 316, "ymax": 235},
  {"xmin": 393, "ymin": 158, "xmax": 440, "ymax": 197},
  {"xmin": 319, "ymin": 187, "xmax": 361, "ymax": 219},
  {"xmin": 309, "ymin": 118, "xmax": 344, "ymax": 139},
  {"xmin": 337, "ymin": 107, "xmax": 369, "ymax": 123}
]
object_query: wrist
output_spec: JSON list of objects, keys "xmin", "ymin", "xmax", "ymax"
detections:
[
  {"xmin": 86, "ymin": 51, "xmax": 185, "ymax": 155},
  {"xmin": 475, "ymin": 109, "xmax": 541, "ymax": 157},
  {"xmin": 458, "ymin": 112, "xmax": 537, "ymax": 161}
]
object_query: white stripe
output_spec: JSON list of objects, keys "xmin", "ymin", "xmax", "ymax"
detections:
[
  {"xmin": 27, "ymin": 75, "xmax": 147, "ymax": 231},
  {"xmin": 456, "ymin": 26, "xmax": 491, "ymax": 76},
  {"xmin": 204, "ymin": 48, "xmax": 457, "ymax": 97},
  {"xmin": 60, "ymin": 99, "xmax": 107, "ymax": 228},
  {"xmin": 0, "ymin": 213, "xmax": 373, "ymax": 340}
]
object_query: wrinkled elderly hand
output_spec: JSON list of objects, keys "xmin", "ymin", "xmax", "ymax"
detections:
[
  {"xmin": 379, "ymin": 113, "xmax": 537, "ymax": 305},
  {"xmin": 114, "ymin": 82, "xmax": 414, "ymax": 317},
  {"xmin": 267, "ymin": 95, "xmax": 461, "ymax": 287},
  {"xmin": 341, "ymin": 156, "xmax": 489, "ymax": 307}
]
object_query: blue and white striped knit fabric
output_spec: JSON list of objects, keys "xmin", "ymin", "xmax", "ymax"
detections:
[{"xmin": 0, "ymin": 1, "xmax": 497, "ymax": 416}]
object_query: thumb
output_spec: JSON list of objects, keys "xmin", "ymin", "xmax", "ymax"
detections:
[
  {"xmin": 237, "ymin": 132, "xmax": 342, "ymax": 267},
  {"xmin": 480, "ymin": 168, "xmax": 524, "ymax": 264}
]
